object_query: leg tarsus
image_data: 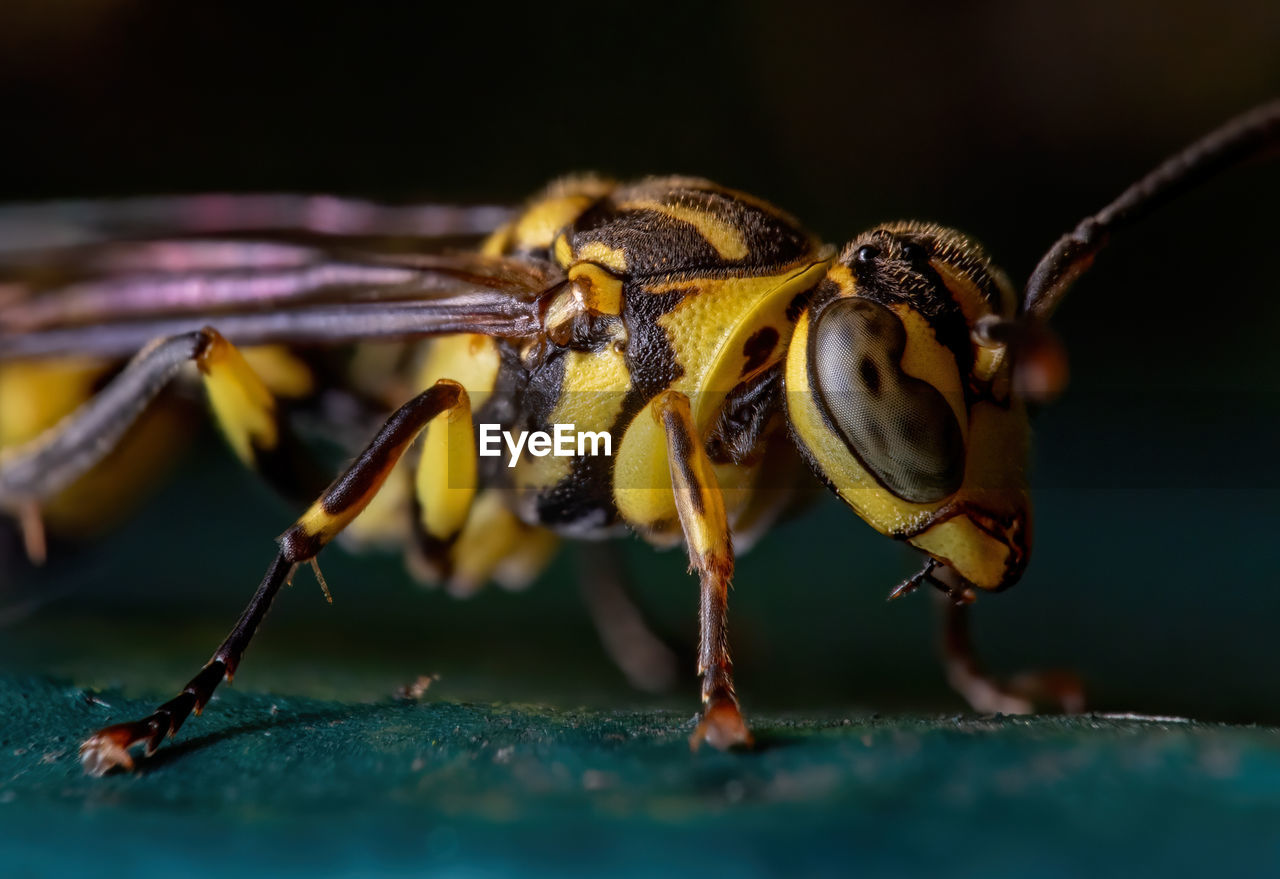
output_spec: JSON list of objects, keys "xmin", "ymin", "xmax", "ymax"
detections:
[
  {"xmin": 79, "ymin": 553, "xmax": 291, "ymax": 775},
  {"xmin": 936, "ymin": 584, "xmax": 1085, "ymax": 715},
  {"xmin": 79, "ymin": 659, "xmax": 227, "ymax": 775},
  {"xmin": 1006, "ymin": 669, "xmax": 1086, "ymax": 715},
  {"xmin": 78, "ymin": 382, "xmax": 469, "ymax": 776},
  {"xmin": 690, "ymin": 694, "xmax": 753, "ymax": 751},
  {"xmin": 690, "ymin": 663, "xmax": 752, "ymax": 751}
]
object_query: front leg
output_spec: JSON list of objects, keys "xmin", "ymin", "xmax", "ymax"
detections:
[
  {"xmin": 937, "ymin": 592, "xmax": 1085, "ymax": 715},
  {"xmin": 893, "ymin": 560, "xmax": 1085, "ymax": 714},
  {"xmin": 654, "ymin": 390, "xmax": 752, "ymax": 751}
]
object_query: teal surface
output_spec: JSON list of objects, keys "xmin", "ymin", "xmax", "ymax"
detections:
[
  {"xmin": 3, "ymin": 675, "xmax": 1280, "ymax": 878},
  {"xmin": 3, "ymin": 3, "xmax": 1280, "ymax": 876},
  {"xmin": 3, "ymin": 407, "xmax": 1280, "ymax": 877}
]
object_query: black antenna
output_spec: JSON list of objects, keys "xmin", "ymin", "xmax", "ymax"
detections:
[{"xmin": 1023, "ymin": 100, "xmax": 1280, "ymax": 321}]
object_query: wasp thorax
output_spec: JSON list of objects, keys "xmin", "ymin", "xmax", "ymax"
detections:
[{"xmin": 544, "ymin": 263, "xmax": 628, "ymax": 350}]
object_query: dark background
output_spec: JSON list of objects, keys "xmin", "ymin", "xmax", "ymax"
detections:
[{"xmin": 2, "ymin": 0, "xmax": 1280, "ymax": 723}]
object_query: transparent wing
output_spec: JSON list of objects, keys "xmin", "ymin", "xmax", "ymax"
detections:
[
  {"xmin": 0, "ymin": 209, "xmax": 558, "ymax": 361},
  {"xmin": 0, "ymin": 193, "xmax": 513, "ymax": 254}
]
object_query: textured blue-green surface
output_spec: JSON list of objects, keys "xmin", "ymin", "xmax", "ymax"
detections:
[{"xmin": 3, "ymin": 675, "xmax": 1280, "ymax": 878}]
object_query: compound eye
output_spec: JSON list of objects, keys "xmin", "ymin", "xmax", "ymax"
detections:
[
  {"xmin": 854, "ymin": 244, "xmax": 879, "ymax": 264},
  {"xmin": 810, "ymin": 298, "xmax": 965, "ymax": 503}
]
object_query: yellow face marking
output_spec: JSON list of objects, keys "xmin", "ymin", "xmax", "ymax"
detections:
[
  {"xmin": 823, "ymin": 263, "xmax": 855, "ymax": 293},
  {"xmin": 197, "ymin": 330, "xmax": 279, "ymax": 465},
  {"xmin": 888, "ymin": 302, "xmax": 968, "ymax": 444},
  {"xmin": 619, "ymin": 199, "xmax": 750, "ymax": 260},
  {"xmin": 930, "ymin": 259, "xmax": 995, "ymax": 326},
  {"xmin": 928, "ymin": 257, "xmax": 1015, "ymax": 386},
  {"xmin": 908, "ymin": 516, "xmax": 1011, "ymax": 592}
]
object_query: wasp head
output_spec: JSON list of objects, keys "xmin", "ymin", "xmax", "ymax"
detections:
[{"xmin": 783, "ymin": 223, "xmax": 1031, "ymax": 592}]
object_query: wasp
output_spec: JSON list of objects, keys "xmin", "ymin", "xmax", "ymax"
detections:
[{"xmin": 1, "ymin": 102, "xmax": 1276, "ymax": 775}]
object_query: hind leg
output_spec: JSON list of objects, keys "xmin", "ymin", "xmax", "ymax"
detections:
[
  {"xmin": 77, "ymin": 378, "xmax": 477, "ymax": 775},
  {"xmin": 0, "ymin": 329, "xmax": 324, "ymax": 540}
]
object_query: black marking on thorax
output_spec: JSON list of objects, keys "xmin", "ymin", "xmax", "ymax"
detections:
[
  {"xmin": 524, "ymin": 281, "xmax": 694, "ymax": 533},
  {"xmin": 569, "ymin": 181, "xmax": 815, "ymax": 280}
]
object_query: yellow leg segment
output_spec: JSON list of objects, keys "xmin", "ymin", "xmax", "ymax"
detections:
[
  {"xmin": 415, "ymin": 385, "xmax": 476, "ymax": 542},
  {"xmin": 197, "ymin": 330, "xmax": 282, "ymax": 468},
  {"xmin": 653, "ymin": 390, "xmax": 752, "ymax": 751},
  {"xmin": 443, "ymin": 490, "xmax": 558, "ymax": 597},
  {"xmin": 492, "ymin": 527, "xmax": 560, "ymax": 592}
]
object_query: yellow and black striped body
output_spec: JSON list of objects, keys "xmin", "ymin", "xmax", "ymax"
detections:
[
  {"xmin": 0, "ymin": 171, "xmax": 1051, "ymax": 775},
  {"xmin": 417, "ymin": 176, "xmax": 1033, "ymax": 594},
  {"xmin": 450, "ymin": 176, "xmax": 830, "ymax": 546},
  {"xmin": 16, "ymin": 106, "xmax": 1268, "ymax": 771},
  {"xmin": 2, "ymin": 175, "xmax": 1034, "ymax": 599}
]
